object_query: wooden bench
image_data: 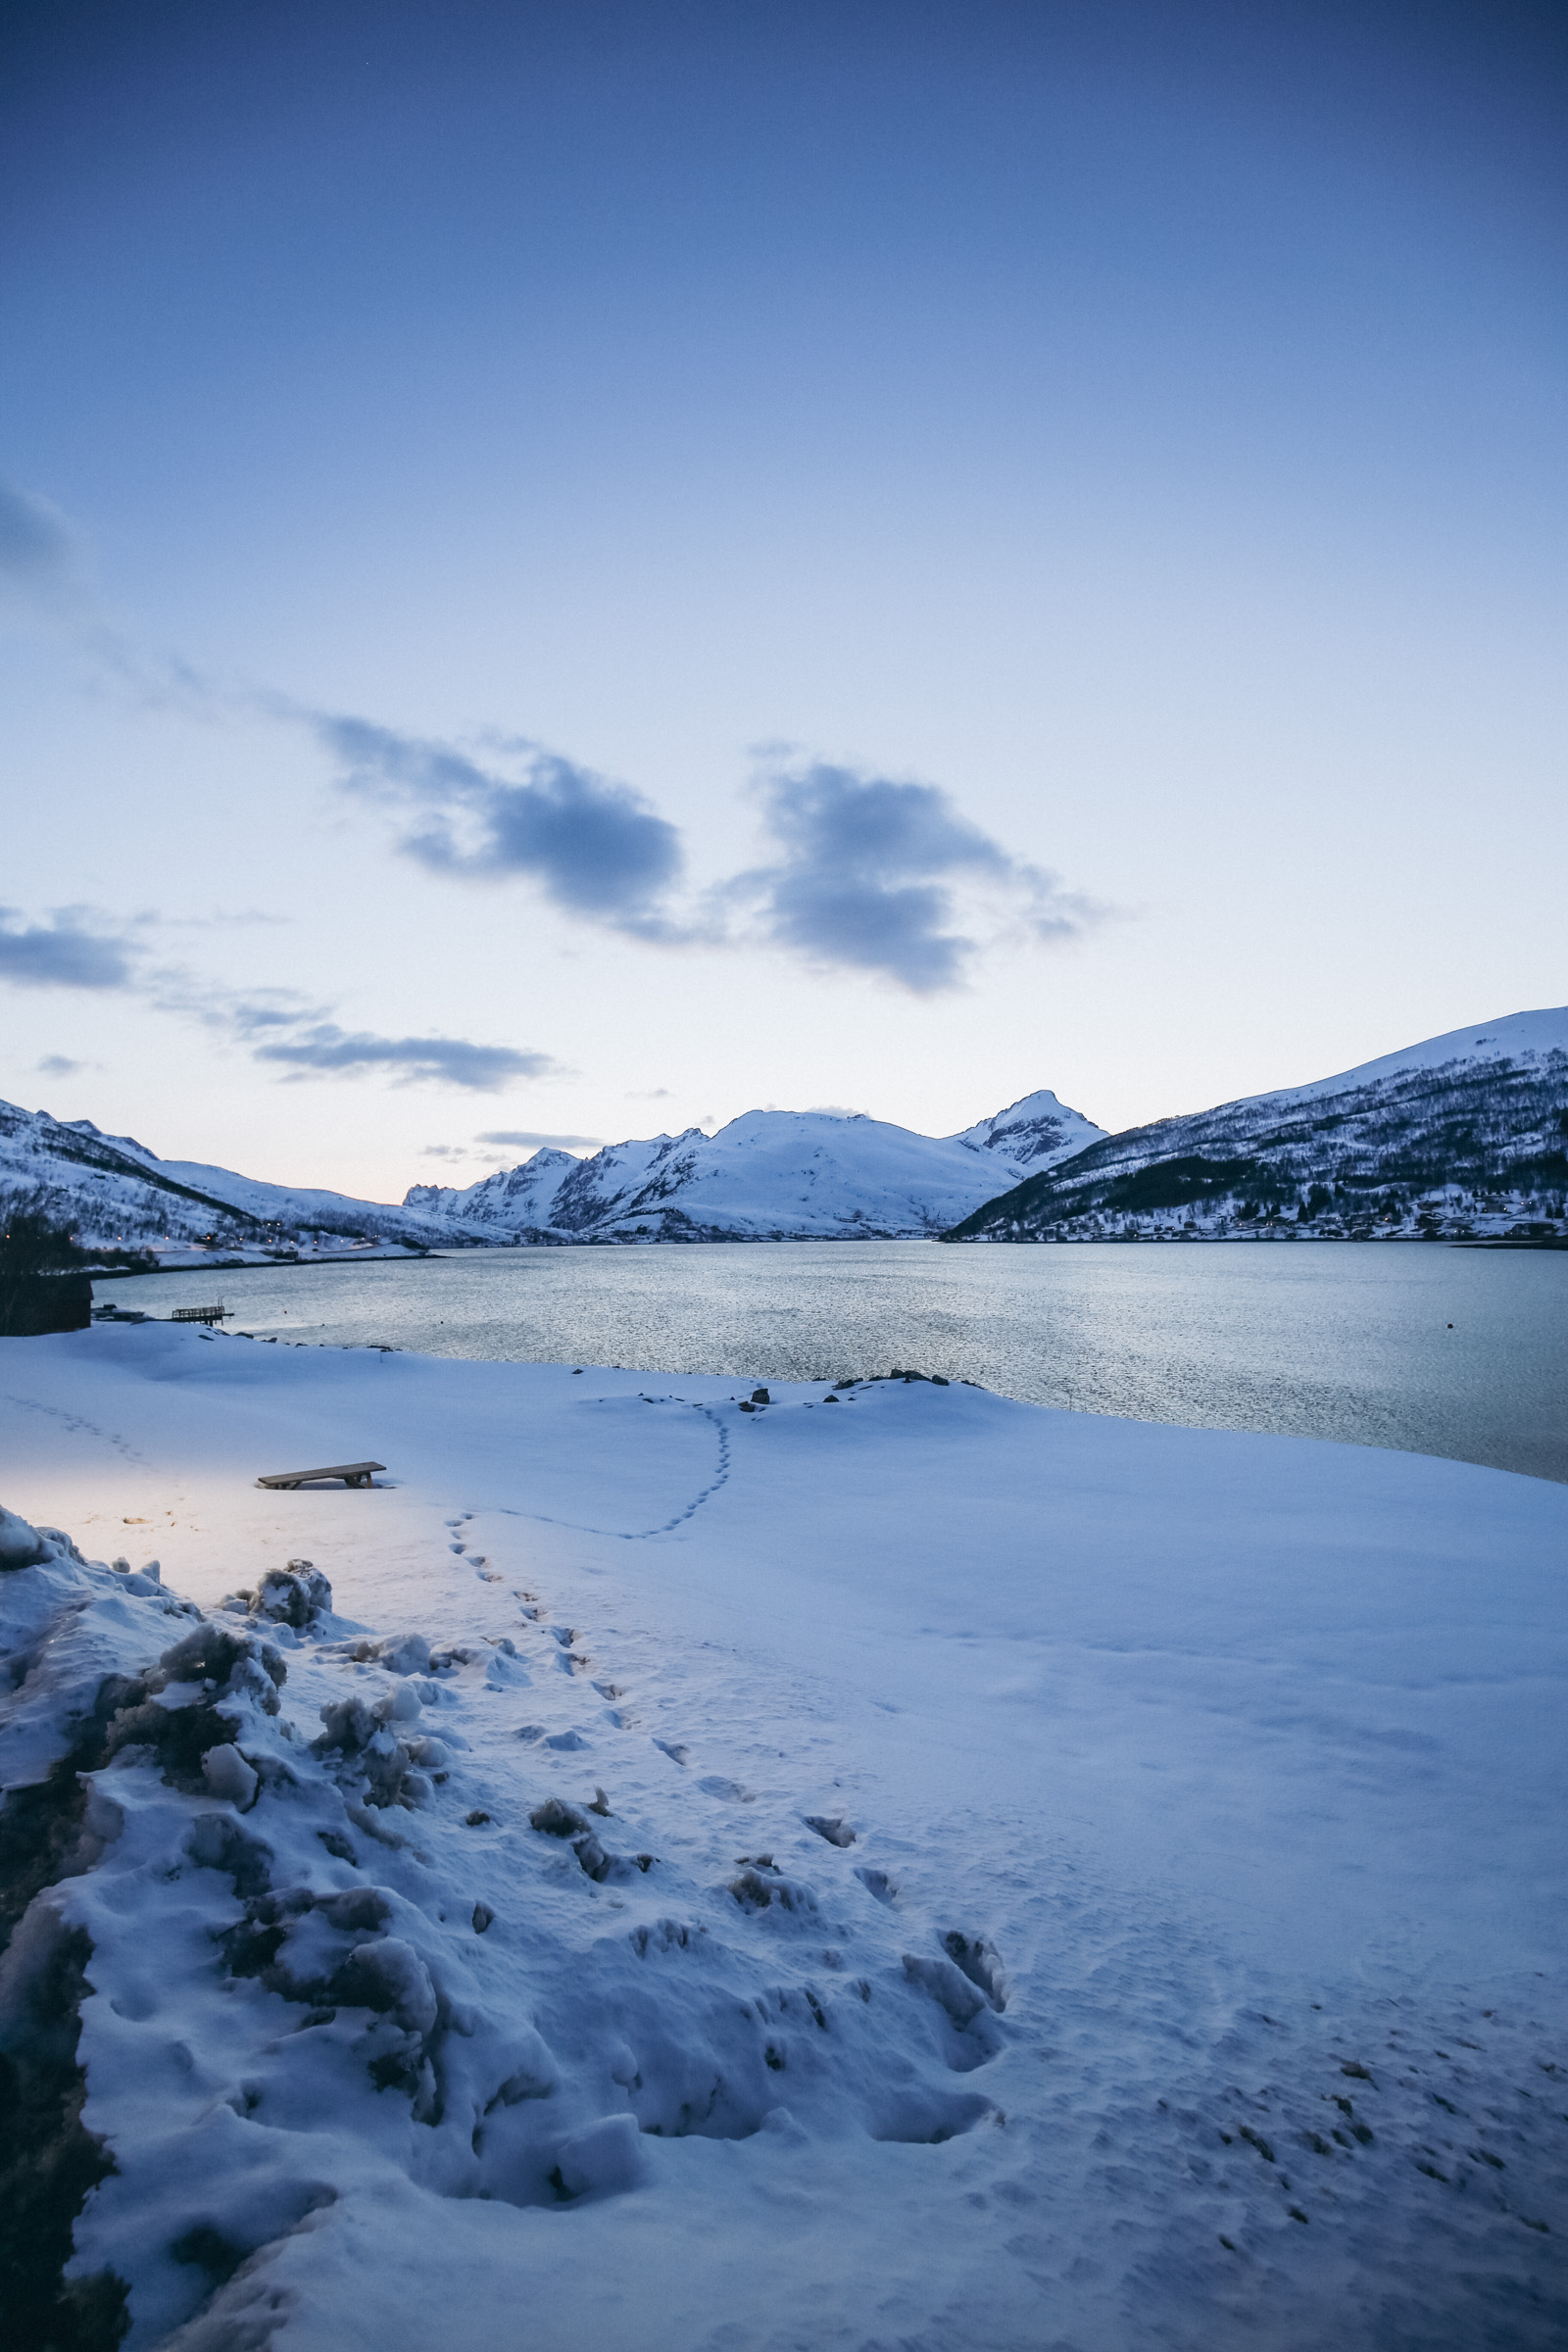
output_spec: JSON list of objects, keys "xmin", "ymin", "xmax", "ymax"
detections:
[{"xmin": 256, "ymin": 1460, "xmax": 385, "ymax": 1491}]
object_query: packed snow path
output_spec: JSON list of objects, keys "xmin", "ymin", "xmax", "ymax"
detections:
[{"xmin": 1, "ymin": 1325, "xmax": 1565, "ymax": 2351}]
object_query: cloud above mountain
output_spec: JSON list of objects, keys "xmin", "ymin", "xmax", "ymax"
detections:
[
  {"xmin": 0, "ymin": 905, "xmax": 554, "ymax": 1099},
  {"xmin": 315, "ymin": 715, "xmax": 689, "ymax": 941},
  {"xmin": 476, "ymin": 1128, "xmax": 602, "ymax": 1148},
  {"xmin": 169, "ymin": 970, "xmax": 561, "ymax": 1095},
  {"xmin": 727, "ymin": 760, "xmax": 1099, "ymax": 992},
  {"xmin": 311, "ymin": 709, "xmax": 1098, "ymax": 993},
  {"xmin": 251, "ymin": 1025, "xmax": 557, "ymax": 1091},
  {"xmin": 0, "ymin": 908, "xmax": 137, "ymax": 990}
]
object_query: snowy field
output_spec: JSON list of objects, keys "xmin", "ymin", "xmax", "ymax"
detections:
[{"xmin": 2, "ymin": 1324, "xmax": 1565, "ymax": 2350}]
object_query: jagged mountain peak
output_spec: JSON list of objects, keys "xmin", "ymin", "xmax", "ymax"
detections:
[{"xmin": 950, "ymin": 1088, "xmax": 1106, "ymax": 1170}]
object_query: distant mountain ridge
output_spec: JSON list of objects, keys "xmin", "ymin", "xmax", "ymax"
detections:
[
  {"xmin": 405, "ymin": 1091, "xmax": 1106, "ymax": 1243},
  {"xmin": 943, "ymin": 1008, "xmax": 1568, "ymax": 1245},
  {"xmin": 0, "ymin": 1088, "xmax": 1104, "ymax": 1255},
  {"xmin": 10, "ymin": 1009, "xmax": 1558, "ymax": 1260}
]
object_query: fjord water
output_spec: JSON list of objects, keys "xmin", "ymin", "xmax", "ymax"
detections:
[{"xmin": 92, "ymin": 1241, "xmax": 1568, "ymax": 1484}]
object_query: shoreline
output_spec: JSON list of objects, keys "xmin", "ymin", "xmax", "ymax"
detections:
[{"xmin": 88, "ymin": 1228, "xmax": 1568, "ymax": 1284}]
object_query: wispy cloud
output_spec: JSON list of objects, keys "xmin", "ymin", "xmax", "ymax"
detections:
[
  {"xmin": 252, "ymin": 1025, "xmax": 557, "ymax": 1092},
  {"xmin": 0, "ymin": 480, "xmax": 82, "ymax": 607},
  {"xmin": 313, "ymin": 714, "xmax": 690, "ymax": 942},
  {"xmin": 475, "ymin": 1128, "xmax": 601, "ymax": 1150},
  {"xmin": 145, "ymin": 969, "xmax": 332, "ymax": 1038},
  {"xmin": 723, "ymin": 760, "xmax": 1100, "ymax": 992},
  {"xmin": 6, "ymin": 941, "xmax": 564, "ymax": 1100},
  {"xmin": 0, "ymin": 907, "xmax": 138, "ymax": 990},
  {"xmin": 36, "ymin": 1054, "xmax": 90, "ymax": 1078}
]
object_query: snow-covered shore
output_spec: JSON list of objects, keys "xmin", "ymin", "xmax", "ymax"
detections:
[{"xmin": 2, "ymin": 1325, "xmax": 1565, "ymax": 2349}]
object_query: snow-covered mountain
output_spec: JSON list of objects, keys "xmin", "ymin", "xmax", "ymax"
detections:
[
  {"xmin": 947, "ymin": 1088, "xmax": 1104, "ymax": 1169},
  {"xmin": 0, "ymin": 1087, "xmax": 1105, "ymax": 1256},
  {"xmin": 0, "ymin": 1100, "xmax": 474, "ymax": 1255},
  {"xmin": 945, "ymin": 1008, "xmax": 1568, "ymax": 1244},
  {"xmin": 405, "ymin": 1091, "xmax": 1107, "ymax": 1244}
]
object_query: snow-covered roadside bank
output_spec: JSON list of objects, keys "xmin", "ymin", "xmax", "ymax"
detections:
[{"xmin": 2, "ymin": 1328, "xmax": 1565, "ymax": 2350}]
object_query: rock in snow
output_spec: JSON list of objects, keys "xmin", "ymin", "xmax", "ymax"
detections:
[{"xmin": 1, "ymin": 1321, "xmax": 1565, "ymax": 2349}]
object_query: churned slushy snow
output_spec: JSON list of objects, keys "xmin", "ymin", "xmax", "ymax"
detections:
[{"xmin": 1, "ymin": 1323, "xmax": 1564, "ymax": 2350}]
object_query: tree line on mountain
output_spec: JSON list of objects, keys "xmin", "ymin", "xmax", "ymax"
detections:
[{"xmin": 943, "ymin": 1064, "xmax": 1568, "ymax": 1243}]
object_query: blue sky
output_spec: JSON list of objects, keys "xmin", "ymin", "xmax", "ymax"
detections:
[{"xmin": 2, "ymin": 1, "xmax": 1563, "ymax": 1197}]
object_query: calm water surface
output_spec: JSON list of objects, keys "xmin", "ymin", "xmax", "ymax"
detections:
[{"xmin": 93, "ymin": 1242, "xmax": 1567, "ymax": 1483}]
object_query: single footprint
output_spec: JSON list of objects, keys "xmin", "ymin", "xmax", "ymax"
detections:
[
  {"xmin": 654, "ymin": 1739, "xmax": 690, "ymax": 1767},
  {"xmin": 902, "ymin": 1954, "xmax": 1003, "ymax": 2072},
  {"xmin": 856, "ymin": 1866, "xmax": 898, "ymax": 1903},
  {"xmin": 805, "ymin": 1814, "xmax": 856, "ymax": 1848},
  {"xmin": 941, "ymin": 1932, "xmax": 1007, "ymax": 2012}
]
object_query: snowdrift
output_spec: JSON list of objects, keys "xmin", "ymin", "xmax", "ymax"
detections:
[{"xmin": 2, "ymin": 1327, "xmax": 1565, "ymax": 2349}]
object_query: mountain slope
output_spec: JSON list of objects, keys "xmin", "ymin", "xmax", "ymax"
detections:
[
  {"xmin": 943, "ymin": 1009, "xmax": 1568, "ymax": 1244},
  {"xmin": 406, "ymin": 1096, "xmax": 1108, "ymax": 1244},
  {"xmin": 0, "ymin": 1102, "xmax": 475, "ymax": 1255}
]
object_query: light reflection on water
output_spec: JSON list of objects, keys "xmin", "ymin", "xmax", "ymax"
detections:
[{"xmin": 92, "ymin": 1240, "xmax": 1567, "ymax": 1484}]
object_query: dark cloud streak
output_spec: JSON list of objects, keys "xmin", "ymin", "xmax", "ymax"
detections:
[
  {"xmin": 252, "ymin": 1024, "xmax": 557, "ymax": 1092},
  {"xmin": 475, "ymin": 1128, "xmax": 601, "ymax": 1149},
  {"xmin": 0, "ymin": 908, "xmax": 137, "ymax": 990}
]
